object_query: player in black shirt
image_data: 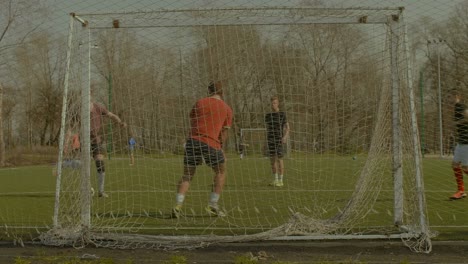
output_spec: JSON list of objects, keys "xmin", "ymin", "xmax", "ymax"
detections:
[
  {"xmin": 265, "ymin": 96, "xmax": 290, "ymax": 187},
  {"xmin": 450, "ymin": 89, "xmax": 468, "ymax": 200}
]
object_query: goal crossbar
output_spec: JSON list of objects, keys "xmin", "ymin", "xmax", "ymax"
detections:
[{"xmin": 72, "ymin": 7, "xmax": 404, "ymax": 29}]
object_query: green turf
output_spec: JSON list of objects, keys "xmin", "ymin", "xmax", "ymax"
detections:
[{"xmin": 0, "ymin": 153, "xmax": 466, "ymax": 239}]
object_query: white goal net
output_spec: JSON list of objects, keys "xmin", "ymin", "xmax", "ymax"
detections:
[
  {"xmin": 41, "ymin": 7, "xmax": 431, "ymax": 252},
  {"xmin": 239, "ymin": 128, "xmax": 271, "ymax": 159}
]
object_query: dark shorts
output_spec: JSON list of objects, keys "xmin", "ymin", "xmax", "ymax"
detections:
[
  {"xmin": 267, "ymin": 140, "xmax": 284, "ymax": 158},
  {"xmin": 70, "ymin": 149, "xmax": 80, "ymax": 159},
  {"xmin": 91, "ymin": 143, "xmax": 105, "ymax": 158},
  {"xmin": 183, "ymin": 138, "xmax": 225, "ymax": 167}
]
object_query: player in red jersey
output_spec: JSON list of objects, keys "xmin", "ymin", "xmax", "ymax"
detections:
[{"xmin": 172, "ymin": 81, "xmax": 233, "ymax": 218}]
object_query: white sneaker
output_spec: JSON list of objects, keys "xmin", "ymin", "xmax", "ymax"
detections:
[
  {"xmin": 171, "ymin": 205, "xmax": 183, "ymax": 219},
  {"xmin": 205, "ymin": 205, "xmax": 226, "ymax": 217},
  {"xmin": 269, "ymin": 180, "xmax": 279, "ymax": 186},
  {"xmin": 98, "ymin": 192, "xmax": 109, "ymax": 198}
]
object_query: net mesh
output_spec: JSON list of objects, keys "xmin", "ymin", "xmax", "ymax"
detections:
[{"xmin": 39, "ymin": 7, "xmax": 431, "ymax": 252}]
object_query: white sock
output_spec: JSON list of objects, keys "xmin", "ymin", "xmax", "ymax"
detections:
[
  {"xmin": 176, "ymin": 193, "xmax": 185, "ymax": 206},
  {"xmin": 209, "ymin": 192, "xmax": 220, "ymax": 207},
  {"xmin": 279, "ymin": 175, "xmax": 283, "ymax": 181},
  {"xmin": 273, "ymin": 173, "xmax": 278, "ymax": 181},
  {"xmin": 98, "ymin": 172, "xmax": 105, "ymax": 193}
]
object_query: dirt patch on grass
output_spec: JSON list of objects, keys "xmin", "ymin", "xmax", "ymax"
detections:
[{"xmin": 1, "ymin": 240, "xmax": 468, "ymax": 263}]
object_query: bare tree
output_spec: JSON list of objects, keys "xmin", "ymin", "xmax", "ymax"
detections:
[
  {"xmin": 277, "ymin": 22, "xmax": 374, "ymax": 153},
  {"xmin": 14, "ymin": 33, "xmax": 65, "ymax": 146},
  {"xmin": 439, "ymin": 1, "xmax": 468, "ymax": 88},
  {"xmin": 0, "ymin": 0, "xmax": 44, "ymax": 56},
  {"xmin": 0, "ymin": 0, "xmax": 46, "ymax": 165},
  {"xmin": 92, "ymin": 29, "xmax": 183, "ymax": 153}
]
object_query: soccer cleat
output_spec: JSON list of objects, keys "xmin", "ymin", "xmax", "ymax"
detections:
[
  {"xmin": 269, "ymin": 180, "xmax": 279, "ymax": 186},
  {"xmin": 205, "ymin": 205, "xmax": 226, "ymax": 217},
  {"xmin": 269, "ymin": 180, "xmax": 283, "ymax": 187},
  {"xmin": 450, "ymin": 191, "xmax": 467, "ymax": 200},
  {"xmin": 98, "ymin": 192, "xmax": 109, "ymax": 198},
  {"xmin": 171, "ymin": 205, "xmax": 183, "ymax": 219}
]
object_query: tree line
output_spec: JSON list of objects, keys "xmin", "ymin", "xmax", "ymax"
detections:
[{"xmin": 1, "ymin": 1, "xmax": 468, "ymax": 165}]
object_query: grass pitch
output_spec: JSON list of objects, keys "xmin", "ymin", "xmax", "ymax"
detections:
[{"xmin": 0, "ymin": 152, "xmax": 466, "ymax": 239}]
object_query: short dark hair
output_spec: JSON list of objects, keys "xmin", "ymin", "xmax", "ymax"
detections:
[
  {"xmin": 271, "ymin": 96, "xmax": 279, "ymax": 102},
  {"xmin": 208, "ymin": 81, "xmax": 223, "ymax": 96}
]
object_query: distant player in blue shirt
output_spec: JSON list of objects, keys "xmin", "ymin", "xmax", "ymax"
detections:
[{"xmin": 129, "ymin": 136, "xmax": 136, "ymax": 166}]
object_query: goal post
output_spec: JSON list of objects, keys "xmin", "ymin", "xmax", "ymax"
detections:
[{"xmin": 42, "ymin": 7, "xmax": 431, "ymax": 253}]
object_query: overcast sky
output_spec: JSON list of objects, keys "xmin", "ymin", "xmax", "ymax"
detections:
[
  {"xmin": 48, "ymin": 0, "xmax": 463, "ymax": 21},
  {"xmin": 37, "ymin": 0, "xmax": 463, "ymax": 37}
]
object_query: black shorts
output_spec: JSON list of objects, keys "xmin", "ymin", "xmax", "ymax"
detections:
[
  {"xmin": 183, "ymin": 138, "xmax": 225, "ymax": 167},
  {"xmin": 70, "ymin": 149, "xmax": 80, "ymax": 159},
  {"xmin": 267, "ymin": 140, "xmax": 284, "ymax": 158},
  {"xmin": 91, "ymin": 143, "xmax": 105, "ymax": 158}
]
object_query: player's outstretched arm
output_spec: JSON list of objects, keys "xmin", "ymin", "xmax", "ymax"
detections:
[{"xmin": 107, "ymin": 112, "xmax": 127, "ymax": 128}]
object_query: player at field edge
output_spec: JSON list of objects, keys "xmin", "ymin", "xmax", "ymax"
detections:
[
  {"xmin": 90, "ymin": 95, "xmax": 127, "ymax": 198},
  {"xmin": 52, "ymin": 125, "xmax": 81, "ymax": 177},
  {"xmin": 63, "ymin": 127, "xmax": 81, "ymax": 168},
  {"xmin": 172, "ymin": 81, "xmax": 233, "ymax": 218},
  {"xmin": 238, "ymin": 133, "xmax": 248, "ymax": 159},
  {"xmin": 265, "ymin": 96, "xmax": 290, "ymax": 187},
  {"xmin": 128, "ymin": 133, "xmax": 136, "ymax": 166},
  {"xmin": 449, "ymin": 89, "xmax": 468, "ymax": 200}
]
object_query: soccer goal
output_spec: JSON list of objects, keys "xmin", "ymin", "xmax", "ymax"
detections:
[{"xmin": 42, "ymin": 7, "xmax": 431, "ymax": 252}]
